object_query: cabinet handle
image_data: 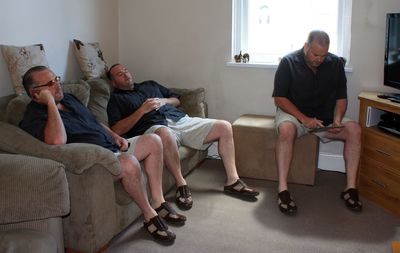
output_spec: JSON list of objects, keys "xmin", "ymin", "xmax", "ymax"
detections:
[
  {"xmin": 372, "ymin": 179, "xmax": 387, "ymax": 189},
  {"xmin": 375, "ymin": 149, "xmax": 392, "ymax": 157}
]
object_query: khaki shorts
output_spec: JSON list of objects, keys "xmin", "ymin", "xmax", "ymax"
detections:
[
  {"xmin": 274, "ymin": 108, "xmax": 353, "ymax": 143},
  {"xmin": 145, "ymin": 115, "xmax": 216, "ymax": 150}
]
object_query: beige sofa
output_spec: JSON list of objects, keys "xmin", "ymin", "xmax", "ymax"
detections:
[
  {"xmin": 0, "ymin": 78, "xmax": 208, "ymax": 252},
  {"xmin": 0, "ymin": 153, "xmax": 70, "ymax": 253}
]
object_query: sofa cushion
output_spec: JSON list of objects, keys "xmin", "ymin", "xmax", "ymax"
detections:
[
  {"xmin": 86, "ymin": 78, "xmax": 111, "ymax": 125},
  {"xmin": 1, "ymin": 44, "xmax": 49, "ymax": 95},
  {"xmin": 73, "ymin": 39, "xmax": 108, "ymax": 79},
  {"xmin": 169, "ymin": 88, "xmax": 207, "ymax": 118},
  {"xmin": 62, "ymin": 80, "xmax": 91, "ymax": 107}
]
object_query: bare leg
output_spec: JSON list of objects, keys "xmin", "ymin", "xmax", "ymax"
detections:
[
  {"xmin": 116, "ymin": 153, "xmax": 157, "ymax": 222},
  {"xmin": 203, "ymin": 120, "xmax": 239, "ymax": 186},
  {"xmin": 275, "ymin": 122, "xmax": 297, "ymax": 192},
  {"xmin": 324, "ymin": 121, "xmax": 361, "ymax": 190},
  {"xmin": 155, "ymin": 128, "xmax": 186, "ymax": 187},
  {"xmin": 133, "ymin": 134, "xmax": 165, "ymax": 209}
]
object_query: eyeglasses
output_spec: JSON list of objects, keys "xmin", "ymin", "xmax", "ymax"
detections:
[{"xmin": 31, "ymin": 76, "xmax": 61, "ymax": 89}]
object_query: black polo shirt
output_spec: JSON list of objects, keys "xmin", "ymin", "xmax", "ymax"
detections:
[
  {"xmin": 272, "ymin": 48, "xmax": 347, "ymax": 125},
  {"xmin": 107, "ymin": 80, "xmax": 186, "ymax": 138},
  {"xmin": 20, "ymin": 93, "xmax": 119, "ymax": 152}
]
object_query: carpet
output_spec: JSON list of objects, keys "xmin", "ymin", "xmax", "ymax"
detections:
[{"xmin": 105, "ymin": 158, "xmax": 400, "ymax": 253}]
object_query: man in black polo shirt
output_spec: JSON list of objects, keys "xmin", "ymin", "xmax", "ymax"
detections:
[
  {"xmin": 107, "ymin": 64, "xmax": 259, "ymax": 211},
  {"xmin": 273, "ymin": 30, "xmax": 362, "ymax": 214},
  {"xmin": 20, "ymin": 66, "xmax": 186, "ymax": 243}
]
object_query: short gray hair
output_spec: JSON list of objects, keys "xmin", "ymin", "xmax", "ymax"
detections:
[{"xmin": 307, "ymin": 30, "xmax": 330, "ymax": 47}]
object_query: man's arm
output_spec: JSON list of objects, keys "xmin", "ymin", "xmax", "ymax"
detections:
[
  {"xmin": 101, "ymin": 123, "xmax": 128, "ymax": 151},
  {"xmin": 333, "ymin": 98, "xmax": 347, "ymax": 125},
  {"xmin": 274, "ymin": 97, "xmax": 324, "ymax": 129},
  {"xmin": 32, "ymin": 90, "xmax": 67, "ymax": 145}
]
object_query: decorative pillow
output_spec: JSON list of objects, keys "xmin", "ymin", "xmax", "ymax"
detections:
[
  {"xmin": 169, "ymin": 88, "xmax": 208, "ymax": 118},
  {"xmin": 1, "ymin": 44, "xmax": 49, "ymax": 95},
  {"xmin": 73, "ymin": 39, "xmax": 108, "ymax": 80},
  {"xmin": 62, "ymin": 80, "xmax": 91, "ymax": 107}
]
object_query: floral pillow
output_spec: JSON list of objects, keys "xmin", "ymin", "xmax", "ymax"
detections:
[
  {"xmin": 1, "ymin": 44, "xmax": 49, "ymax": 95},
  {"xmin": 73, "ymin": 39, "xmax": 108, "ymax": 80}
]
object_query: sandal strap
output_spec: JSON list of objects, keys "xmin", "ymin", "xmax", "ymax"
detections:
[
  {"xmin": 144, "ymin": 215, "xmax": 168, "ymax": 232},
  {"xmin": 155, "ymin": 202, "xmax": 177, "ymax": 216},
  {"xmin": 177, "ymin": 185, "xmax": 191, "ymax": 198}
]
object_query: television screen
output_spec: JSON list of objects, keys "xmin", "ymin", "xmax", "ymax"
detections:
[{"xmin": 384, "ymin": 13, "xmax": 400, "ymax": 93}]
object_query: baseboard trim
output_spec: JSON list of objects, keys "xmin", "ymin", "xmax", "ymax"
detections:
[{"xmin": 318, "ymin": 152, "xmax": 345, "ymax": 173}]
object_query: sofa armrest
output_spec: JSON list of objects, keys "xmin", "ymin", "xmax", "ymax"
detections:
[
  {"xmin": 0, "ymin": 154, "xmax": 70, "ymax": 224},
  {"xmin": 169, "ymin": 88, "xmax": 208, "ymax": 118},
  {"xmin": 0, "ymin": 121, "xmax": 120, "ymax": 176}
]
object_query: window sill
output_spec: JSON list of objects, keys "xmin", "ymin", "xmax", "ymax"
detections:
[{"xmin": 226, "ymin": 61, "xmax": 353, "ymax": 72}]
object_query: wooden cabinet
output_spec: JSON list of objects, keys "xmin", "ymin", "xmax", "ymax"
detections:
[{"xmin": 358, "ymin": 91, "xmax": 400, "ymax": 216}]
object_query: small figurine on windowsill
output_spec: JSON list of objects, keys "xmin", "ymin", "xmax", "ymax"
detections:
[{"xmin": 234, "ymin": 51, "xmax": 250, "ymax": 63}]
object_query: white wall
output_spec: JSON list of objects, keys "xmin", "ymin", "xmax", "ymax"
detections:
[
  {"xmin": 118, "ymin": 0, "xmax": 400, "ymax": 122},
  {"xmin": 0, "ymin": 0, "xmax": 118, "ymax": 97}
]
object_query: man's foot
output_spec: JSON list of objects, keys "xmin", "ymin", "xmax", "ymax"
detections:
[
  {"xmin": 155, "ymin": 202, "xmax": 187, "ymax": 225},
  {"xmin": 143, "ymin": 215, "xmax": 176, "ymax": 243},
  {"xmin": 277, "ymin": 190, "xmax": 297, "ymax": 215},
  {"xmin": 224, "ymin": 179, "xmax": 259, "ymax": 198},
  {"xmin": 176, "ymin": 185, "xmax": 193, "ymax": 210},
  {"xmin": 340, "ymin": 188, "xmax": 362, "ymax": 212}
]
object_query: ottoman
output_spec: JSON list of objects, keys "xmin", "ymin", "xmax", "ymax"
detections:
[{"xmin": 232, "ymin": 114, "xmax": 319, "ymax": 185}]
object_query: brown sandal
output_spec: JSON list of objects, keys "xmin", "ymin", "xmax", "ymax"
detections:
[
  {"xmin": 143, "ymin": 215, "xmax": 176, "ymax": 243},
  {"xmin": 155, "ymin": 202, "xmax": 187, "ymax": 225},
  {"xmin": 176, "ymin": 185, "xmax": 193, "ymax": 210},
  {"xmin": 224, "ymin": 179, "xmax": 259, "ymax": 197}
]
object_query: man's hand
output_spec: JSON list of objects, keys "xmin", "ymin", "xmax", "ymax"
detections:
[
  {"xmin": 302, "ymin": 116, "xmax": 324, "ymax": 129},
  {"xmin": 32, "ymin": 89, "xmax": 55, "ymax": 106},
  {"xmin": 115, "ymin": 135, "xmax": 129, "ymax": 151},
  {"xmin": 327, "ymin": 121, "xmax": 344, "ymax": 134},
  {"xmin": 140, "ymin": 98, "xmax": 165, "ymax": 113}
]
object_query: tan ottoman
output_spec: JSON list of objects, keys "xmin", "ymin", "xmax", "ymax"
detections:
[{"xmin": 233, "ymin": 114, "xmax": 319, "ymax": 185}]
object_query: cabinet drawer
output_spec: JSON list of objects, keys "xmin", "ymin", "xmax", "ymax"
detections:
[
  {"xmin": 359, "ymin": 156, "xmax": 400, "ymax": 202},
  {"xmin": 363, "ymin": 130, "xmax": 400, "ymax": 169}
]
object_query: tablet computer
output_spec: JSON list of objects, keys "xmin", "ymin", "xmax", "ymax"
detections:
[{"xmin": 309, "ymin": 125, "xmax": 345, "ymax": 133}]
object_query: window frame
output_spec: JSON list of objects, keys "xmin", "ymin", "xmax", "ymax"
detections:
[{"xmin": 231, "ymin": 0, "xmax": 353, "ymax": 67}]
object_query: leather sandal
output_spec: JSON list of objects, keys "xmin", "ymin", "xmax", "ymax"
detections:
[
  {"xmin": 224, "ymin": 179, "xmax": 259, "ymax": 197},
  {"xmin": 155, "ymin": 202, "xmax": 187, "ymax": 225},
  {"xmin": 341, "ymin": 188, "xmax": 362, "ymax": 212},
  {"xmin": 143, "ymin": 215, "xmax": 176, "ymax": 243},
  {"xmin": 277, "ymin": 190, "xmax": 297, "ymax": 215},
  {"xmin": 176, "ymin": 185, "xmax": 193, "ymax": 210}
]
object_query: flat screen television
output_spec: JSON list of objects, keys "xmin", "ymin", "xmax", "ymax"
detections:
[{"xmin": 383, "ymin": 13, "xmax": 400, "ymax": 100}]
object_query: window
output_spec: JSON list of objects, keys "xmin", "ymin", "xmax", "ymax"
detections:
[{"xmin": 232, "ymin": 0, "xmax": 352, "ymax": 65}]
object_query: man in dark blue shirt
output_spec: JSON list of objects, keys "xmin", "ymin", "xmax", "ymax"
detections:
[
  {"xmin": 107, "ymin": 64, "xmax": 259, "ymax": 211},
  {"xmin": 272, "ymin": 30, "xmax": 362, "ymax": 214},
  {"xmin": 20, "ymin": 66, "xmax": 186, "ymax": 243}
]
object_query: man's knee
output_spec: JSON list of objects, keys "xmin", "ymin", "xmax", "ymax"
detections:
[
  {"xmin": 215, "ymin": 120, "xmax": 233, "ymax": 136},
  {"xmin": 140, "ymin": 133, "xmax": 163, "ymax": 152},
  {"xmin": 118, "ymin": 154, "xmax": 141, "ymax": 179},
  {"xmin": 345, "ymin": 121, "xmax": 361, "ymax": 141},
  {"xmin": 277, "ymin": 121, "xmax": 297, "ymax": 141}
]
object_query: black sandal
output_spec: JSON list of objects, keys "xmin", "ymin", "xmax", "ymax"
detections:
[
  {"xmin": 224, "ymin": 179, "xmax": 259, "ymax": 197},
  {"xmin": 341, "ymin": 188, "xmax": 362, "ymax": 212},
  {"xmin": 277, "ymin": 190, "xmax": 297, "ymax": 214},
  {"xmin": 155, "ymin": 202, "xmax": 187, "ymax": 225},
  {"xmin": 176, "ymin": 185, "xmax": 193, "ymax": 210},
  {"xmin": 143, "ymin": 215, "xmax": 176, "ymax": 243}
]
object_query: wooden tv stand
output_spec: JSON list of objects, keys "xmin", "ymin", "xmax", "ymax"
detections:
[{"xmin": 358, "ymin": 91, "xmax": 400, "ymax": 216}]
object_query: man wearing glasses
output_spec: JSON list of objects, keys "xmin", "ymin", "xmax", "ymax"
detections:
[{"xmin": 19, "ymin": 66, "xmax": 185, "ymax": 243}]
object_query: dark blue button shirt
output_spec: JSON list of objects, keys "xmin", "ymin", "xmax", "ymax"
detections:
[
  {"xmin": 20, "ymin": 93, "xmax": 119, "ymax": 152},
  {"xmin": 107, "ymin": 80, "xmax": 186, "ymax": 137},
  {"xmin": 272, "ymin": 48, "xmax": 347, "ymax": 126}
]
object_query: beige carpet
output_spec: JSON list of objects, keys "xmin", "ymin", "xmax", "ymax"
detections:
[{"xmin": 105, "ymin": 158, "xmax": 400, "ymax": 253}]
